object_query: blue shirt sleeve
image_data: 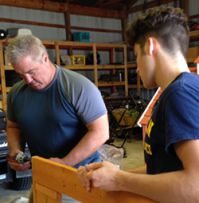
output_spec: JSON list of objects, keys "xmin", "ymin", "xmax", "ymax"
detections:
[
  {"xmin": 60, "ymin": 69, "xmax": 107, "ymax": 124},
  {"xmin": 165, "ymin": 85, "xmax": 199, "ymax": 152}
]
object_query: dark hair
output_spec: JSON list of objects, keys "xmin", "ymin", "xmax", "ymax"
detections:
[{"xmin": 126, "ymin": 6, "xmax": 189, "ymax": 57}]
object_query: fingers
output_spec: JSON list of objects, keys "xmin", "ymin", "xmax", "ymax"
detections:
[
  {"xmin": 78, "ymin": 166, "xmax": 92, "ymax": 192},
  {"xmin": 85, "ymin": 162, "xmax": 103, "ymax": 171},
  {"xmin": 8, "ymin": 160, "xmax": 31, "ymax": 171}
]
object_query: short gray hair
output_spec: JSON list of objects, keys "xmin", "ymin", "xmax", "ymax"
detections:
[{"xmin": 6, "ymin": 35, "xmax": 47, "ymax": 65}]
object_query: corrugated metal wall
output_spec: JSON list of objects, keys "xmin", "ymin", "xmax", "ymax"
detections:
[
  {"xmin": 0, "ymin": 6, "xmax": 66, "ymax": 40},
  {"xmin": 0, "ymin": 2, "xmax": 198, "ymax": 100},
  {"xmin": 0, "ymin": 5, "xmax": 122, "ymax": 42}
]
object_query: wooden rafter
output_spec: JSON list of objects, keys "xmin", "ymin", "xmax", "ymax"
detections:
[
  {"xmin": 127, "ymin": 0, "xmax": 138, "ymax": 9},
  {"xmin": 0, "ymin": 0, "xmax": 126, "ymax": 19},
  {"xmin": 101, "ymin": 0, "xmax": 123, "ymax": 6},
  {"xmin": 128, "ymin": 0, "xmax": 174, "ymax": 13}
]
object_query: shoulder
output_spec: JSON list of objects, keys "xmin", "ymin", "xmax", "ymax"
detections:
[
  {"xmin": 162, "ymin": 72, "xmax": 199, "ymax": 104},
  {"xmin": 8, "ymin": 80, "xmax": 26, "ymax": 96},
  {"xmin": 57, "ymin": 66, "xmax": 98, "ymax": 93}
]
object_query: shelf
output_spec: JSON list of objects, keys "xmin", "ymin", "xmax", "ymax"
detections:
[
  {"xmin": 189, "ymin": 30, "xmax": 199, "ymax": 40},
  {"xmin": 98, "ymin": 81, "xmax": 125, "ymax": 87},
  {"xmin": 6, "ymin": 87, "xmax": 10, "ymax": 92},
  {"xmin": 97, "ymin": 65, "xmax": 125, "ymax": 69},
  {"xmin": 56, "ymin": 41, "xmax": 93, "ymax": 49},
  {"xmin": 128, "ymin": 84, "xmax": 144, "ymax": 89},
  {"xmin": 0, "ymin": 86, "xmax": 10, "ymax": 92},
  {"xmin": 64, "ymin": 65, "xmax": 94, "ymax": 70},
  {"xmin": 95, "ymin": 43, "xmax": 125, "ymax": 49},
  {"xmin": 127, "ymin": 63, "xmax": 137, "ymax": 68},
  {"xmin": 186, "ymin": 46, "xmax": 199, "ymax": 63},
  {"xmin": 4, "ymin": 65, "xmax": 14, "ymax": 70}
]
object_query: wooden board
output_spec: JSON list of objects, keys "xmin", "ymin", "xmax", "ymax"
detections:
[{"xmin": 32, "ymin": 156, "xmax": 155, "ymax": 203}]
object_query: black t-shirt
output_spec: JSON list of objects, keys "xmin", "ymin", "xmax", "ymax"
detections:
[{"xmin": 144, "ymin": 72, "xmax": 199, "ymax": 174}]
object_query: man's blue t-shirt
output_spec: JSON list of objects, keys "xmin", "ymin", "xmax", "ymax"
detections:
[
  {"xmin": 144, "ymin": 72, "xmax": 199, "ymax": 174},
  {"xmin": 7, "ymin": 66, "xmax": 107, "ymax": 168}
]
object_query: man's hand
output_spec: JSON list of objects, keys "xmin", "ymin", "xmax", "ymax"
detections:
[
  {"xmin": 7, "ymin": 155, "xmax": 31, "ymax": 171},
  {"xmin": 78, "ymin": 161, "xmax": 120, "ymax": 192}
]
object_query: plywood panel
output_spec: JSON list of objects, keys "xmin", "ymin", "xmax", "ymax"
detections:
[{"xmin": 32, "ymin": 156, "xmax": 155, "ymax": 203}]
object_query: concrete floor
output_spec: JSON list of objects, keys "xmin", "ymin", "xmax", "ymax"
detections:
[{"xmin": 0, "ymin": 137, "xmax": 145, "ymax": 203}]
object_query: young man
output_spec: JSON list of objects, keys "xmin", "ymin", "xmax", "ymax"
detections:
[
  {"xmin": 78, "ymin": 6, "xmax": 199, "ymax": 202},
  {"xmin": 6, "ymin": 35, "xmax": 109, "ymax": 202}
]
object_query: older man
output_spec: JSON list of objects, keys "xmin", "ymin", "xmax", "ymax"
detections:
[{"xmin": 6, "ymin": 35, "xmax": 109, "ymax": 202}]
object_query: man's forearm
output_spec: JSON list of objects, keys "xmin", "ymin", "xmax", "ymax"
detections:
[
  {"xmin": 116, "ymin": 169, "xmax": 199, "ymax": 203},
  {"xmin": 127, "ymin": 165, "xmax": 146, "ymax": 174},
  {"xmin": 63, "ymin": 129, "xmax": 108, "ymax": 166},
  {"xmin": 7, "ymin": 121, "xmax": 23, "ymax": 156}
]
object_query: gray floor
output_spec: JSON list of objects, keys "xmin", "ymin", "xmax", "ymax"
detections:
[{"xmin": 0, "ymin": 137, "xmax": 145, "ymax": 203}]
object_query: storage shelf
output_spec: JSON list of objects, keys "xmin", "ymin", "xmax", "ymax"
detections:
[
  {"xmin": 0, "ymin": 86, "xmax": 10, "ymax": 92},
  {"xmin": 4, "ymin": 65, "xmax": 14, "ymax": 70},
  {"xmin": 64, "ymin": 65, "xmax": 94, "ymax": 70},
  {"xmin": 128, "ymin": 84, "xmax": 144, "ymax": 89},
  {"xmin": 127, "ymin": 63, "xmax": 137, "ymax": 68},
  {"xmin": 189, "ymin": 30, "xmax": 199, "ymax": 40},
  {"xmin": 0, "ymin": 39, "xmax": 131, "ymax": 112},
  {"xmin": 97, "ymin": 65, "xmax": 125, "ymax": 69},
  {"xmin": 98, "ymin": 81, "xmax": 125, "ymax": 87}
]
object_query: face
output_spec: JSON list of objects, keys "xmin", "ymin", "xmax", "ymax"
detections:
[
  {"xmin": 134, "ymin": 43, "xmax": 156, "ymax": 89},
  {"xmin": 13, "ymin": 54, "xmax": 54, "ymax": 90}
]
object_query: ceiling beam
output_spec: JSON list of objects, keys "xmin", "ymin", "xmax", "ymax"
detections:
[
  {"xmin": 126, "ymin": 0, "xmax": 138, "ymax": 11},
  {"xmin": 69, "ymin": 3, "xmax": 127, "ymax": 18},
  {"xmin": 127, "ymin": 0, "xmax": 138, "ymax": 8},
  {"xmin": 0, "ymin": 0, "xmax": 126, "ymax": 19},
  {"xmin": 128, "ymin": 0, "xmax": 174, "ymax": 13},
  {"xmin": 179, "ymin": 0, "xmax": 189, "ymax": 16},
  {"xmin": 101, "ymin": 0, "xmax": 123, "ymax": 6}
]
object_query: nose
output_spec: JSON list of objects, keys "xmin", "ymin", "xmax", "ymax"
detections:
[{"xmin": 23, "ymin": 74, "xmax": 33, "ymax": 84}]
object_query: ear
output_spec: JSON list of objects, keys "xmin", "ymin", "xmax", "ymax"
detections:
[
  {"xmin": 42, "ymin": 52, "xmax": 49, "ymax": 63},
  {"xmin": 146, "ymin": 37, "xmax": 157, "ymax": 56}
]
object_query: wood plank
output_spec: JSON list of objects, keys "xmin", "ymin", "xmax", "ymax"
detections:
[
  {"xmin": 64, "ymin": 65, "xmax": 94, "ymax": 70},
  {"xmin": 0, "ymin": 42, "xmax": 7, "ymax": 112},
  {"xmin": 186, "ymin": 46, "xmax": 199, "ymax": 62},
  {"xmin": 189, "ymin": 14, "xmax": 199, "ymax": 19},
  {"xmin": 35, "ymin": 184, "xmax": 60, "ymax": 200},
  {"xmin": 127, "ymin": 63, "xmax": 137, "ymax": 68},
  {"xmin": 93, "ymin": 44, "xmax": 98, "ymax": 86},
  {"xmin": 189, "ymin": 30, "xmax": 199, "ymax": 40},
  {"xmin": 96, "ymin": 43, "xmax": 124, "ymax": 48},
  {"xmin": 98, "ymin": 82, "xmax": 125, "ymax": 87},
  {"xmin": 0, "ymin": 17, "xmax": 122, "ymax": 34},
  {"xmin": 32, "ymin": 156, "xmax": 155, "ymax": 203},
  {"xmin": 57, "ymin": 41, "xmax": 93, "ymax": 48},
  {"xmin": 179, "ymin": 0, "xmax": 189, "ymax": 16},
  {"xmin": 0, "ymin": 0, "xmax": 125, "ymax": 19},
  {"xmin": 124, "ymin": 44, "xmax": 128, "ymax": 96},
  {"xmin": 71, "ymin": 26, "xmax": 122, "ymax": 34},
  {"xmin": 0, "ymin": 17, "xmax": 64, "ymax": 29},
  {"xmin": 64, "ymin": 12, "xmax": 72, "ymax": 41},
  {"xmin": 69, "ymin": 3, "xmax": 126, "ymax": 19},
  {"xmin": 97, "ymin": 65, "xmax": 125, "ymax": 69},
  {"xmin": 128, "ymin": 0, "xmax": 174, "ymax": 13}
]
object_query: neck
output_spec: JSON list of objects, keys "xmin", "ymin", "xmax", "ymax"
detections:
[
  {"xmin": 48, "ymin": 62, "xmax": 56, "ymax": 84},
  {"xmin": 155, "ymin": 51, "xmax": 190, "ymax": 90}
]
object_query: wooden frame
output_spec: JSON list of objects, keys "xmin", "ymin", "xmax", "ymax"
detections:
[{"xmin": 32, "ymin": 156, "xmax": 155, "ymax": 203}]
